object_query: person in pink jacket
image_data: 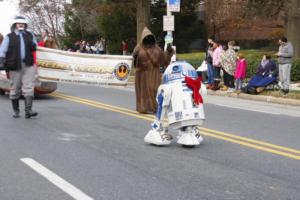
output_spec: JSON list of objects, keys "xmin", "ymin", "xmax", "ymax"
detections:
[
  {"xmin": 211, "ymin": 42, "xmax": 223, "ymax": 90},
  {"xmin": 234, "ymin": 53, "xmax": 247, "ymax": 93}
]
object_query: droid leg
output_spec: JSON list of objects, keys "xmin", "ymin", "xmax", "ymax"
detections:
[
  {"xmin": 176, "ymin": 126, "xmax": 203, "ymax": 146},
  {"xmin": 144, "ymin": 119, "xmax": 172, "ymax": 145},
  {"xmin": 144, "ymin": 87, "xmax": 172, "ymax": 146}
]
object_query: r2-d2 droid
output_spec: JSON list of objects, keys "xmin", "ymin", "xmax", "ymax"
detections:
[{"xmin": 144, "ymin": 61, "xmax": 206, "ymax": 146}]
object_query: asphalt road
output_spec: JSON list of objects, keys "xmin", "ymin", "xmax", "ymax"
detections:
[{"xmin": 0, "ymin": 83, "xmax": 299, "ymax": 200}]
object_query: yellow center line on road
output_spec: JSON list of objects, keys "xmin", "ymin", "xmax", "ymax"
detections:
[
  {"xmin": 51, "ymin": 92, "xmax": 154, "ymax": 118},
  {"xmin": 198, "ymin": 127, "xmax": 300, "ymax": 155},
  {"xmin": 200, "ymin": 131, "xmax": 300, "ymax": 160},
  {"xmin": 50, "ymin": 92, "xmax": 300, "ymax": 160},
  {"xmin": 50, "ymin": 93, "xmax": 154, "ymax": 121}
]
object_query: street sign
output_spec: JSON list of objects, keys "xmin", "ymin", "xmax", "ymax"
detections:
[
  {"xmin": 163, "ymin": 15, "xmax": 175, "ymax": 31},
  {"xmin": 167, "ymin": 0, "xmax": 180, "ymax": 12},
  {"xmin": 164, "ymin": 32, "xmax": 173, "ymax": 44}
]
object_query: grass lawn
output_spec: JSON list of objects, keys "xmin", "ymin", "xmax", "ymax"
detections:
[{"xmin": 259, "ymin": 89, "xmax": 300, "ymax": 100}]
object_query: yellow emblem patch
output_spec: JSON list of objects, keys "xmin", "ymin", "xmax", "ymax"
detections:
[{"xmin": 114, "ymin": 63, "xmax": 130, "ymax": 81}]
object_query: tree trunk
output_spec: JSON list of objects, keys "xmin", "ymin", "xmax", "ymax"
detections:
[
  {"xmin": 136, "ymin": 0, "xmax": 150, "ymax": 43},
  {"xmin": 286, "ymin": 0, "xmax": 300, "ymax": 58}
]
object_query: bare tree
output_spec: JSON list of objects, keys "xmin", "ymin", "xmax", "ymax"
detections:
[
  {"xmin": 19, "ymin": 0, "xmax": 69, "ymax": 47},
  {"xmin": 65, "ymin": 0, "xmax": 149, "ymax": 44}
]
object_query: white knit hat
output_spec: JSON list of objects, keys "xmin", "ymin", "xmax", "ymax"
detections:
[{"xmin": 12, "ymin": 16, "xmax": 28, "ymax": 25}]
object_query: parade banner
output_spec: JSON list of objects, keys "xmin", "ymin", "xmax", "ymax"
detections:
[{"xmin": 37, "ymin": 47, "xmax": 133, "ymax": 86}]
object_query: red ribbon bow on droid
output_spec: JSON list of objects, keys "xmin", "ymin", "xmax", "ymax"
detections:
[{"xmin": 185, "ymin": 76, "xmax": 203, "ymax": 105}]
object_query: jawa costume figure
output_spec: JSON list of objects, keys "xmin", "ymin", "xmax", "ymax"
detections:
[{"xmin": 133, "ymin": 27, "xmax": 173, "ymax": 114}]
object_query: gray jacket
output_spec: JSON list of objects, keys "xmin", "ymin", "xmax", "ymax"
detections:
[{"xmin": 278, "ymin": 42, "xmax": 294, "ymax": 64}]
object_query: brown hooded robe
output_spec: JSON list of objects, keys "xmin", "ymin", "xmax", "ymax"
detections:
[{"xmin": 133, "ymin": 27, "xmax": 173, "ymax": 114}]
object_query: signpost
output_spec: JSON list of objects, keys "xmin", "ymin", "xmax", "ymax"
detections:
[
  {"xmin": 163, "ymin": 15, "xmax": 175, "ymax": 31},
  {"xmin": 164, "ymin": 0, "xmax": 180, "ymax": 61}
]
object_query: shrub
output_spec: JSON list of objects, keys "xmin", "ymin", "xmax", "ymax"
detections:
[
  {"xmin": 291, "ymin": 59, "xmax": 300, "ymax": 81},
  {"xmin": 245, "ymin": 59, "xmax": 260, "ymax": 79},
  {"xmin": 177, "ymin": 51, "xmax": 300, "ymax": 81}
]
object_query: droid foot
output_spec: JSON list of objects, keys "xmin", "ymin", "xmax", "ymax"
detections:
[
  {"xmin": 144, "ymin": 130, "xmax": 172, "ymax": 146},
  {"xmin": 177, "ymin": 133, "xmax": 201, "ymax": 146},
  {"xmin": 195, "ymin": 132, "xmax": 204, "ymax": 144}
]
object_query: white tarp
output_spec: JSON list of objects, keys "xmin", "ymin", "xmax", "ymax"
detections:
[{"xmin": 37, "ymin": 47, "xmax": 133, "ymax": 86}]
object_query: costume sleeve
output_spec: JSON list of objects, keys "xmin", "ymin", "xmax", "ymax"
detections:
[
  {"xmin": 162, "ymin": 47, "xmax": 174, "ymax": 68},
  {"xmin": 0, "ymin": 36, "xmax": 10, "ymax": 58}
]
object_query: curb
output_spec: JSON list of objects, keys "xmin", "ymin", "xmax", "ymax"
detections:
[
  {"xmin": 207, "ymin": 90, "xmax": 300, "ymax": 107},
  {"xmin": 127, "ymin": 76, "xmax": 300, "ymax": 107}
]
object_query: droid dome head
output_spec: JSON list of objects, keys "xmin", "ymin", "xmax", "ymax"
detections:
[{"xmin": 162, "ymin": 61, "xmax": 198, "ymax": 84}]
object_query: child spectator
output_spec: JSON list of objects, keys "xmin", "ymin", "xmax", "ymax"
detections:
[{"xmin": 234, "ymin": 53, "xmax": 247, "ymax": 93}]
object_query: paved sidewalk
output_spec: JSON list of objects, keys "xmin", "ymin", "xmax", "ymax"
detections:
[
  {"xmin": 207, "ymin": 89, "xmax": 300, "ymax": 107},
  {"xmin": 126, "ymin": 76, "xmax": 300, "ymax": 107},
  {"xmin": 290, "ymin": 82, "xmax": 300, "ymax": 91}
]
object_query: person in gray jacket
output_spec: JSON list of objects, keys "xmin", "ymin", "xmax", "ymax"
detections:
[
  {"xmin": 276, "ymin": 36, "xmax": 294, "ymax": 94},
  {"xmin": 0, "ymin": 16, "xmax": 38, "ymax": 118}
]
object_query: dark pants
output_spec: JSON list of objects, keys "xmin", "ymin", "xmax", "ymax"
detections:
[
  {"xmin": 213, "ymin": 66, "xmax": 221, "ymax": 81},
  {"xmin": 223, "ymin": 71, "xmax": 235, "ymax": 88},
  {"xmin": 197, "ymin": 71, "xmax": 208, "ymax": 83},
  {"xmin": 207, "ymin": 63, "xmax": 214, "ymax": 84}
]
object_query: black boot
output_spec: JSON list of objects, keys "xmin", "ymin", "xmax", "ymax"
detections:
[
  {"xmin": 11, "ymin": 99, "xmax": 20, "ymax": 118},
  {"xmin": 24, "ymin": 96, "xmax": 38, "ymax": 119},
  {"xmin": 212, "ymin": 80, "xmax": 220, "ymax": 91}
]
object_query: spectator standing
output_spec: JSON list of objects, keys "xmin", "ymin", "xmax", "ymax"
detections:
[
  {"xmin": 94, "ymin": 39, "xmax": 101, "ymax": 54},
  {"xmin": 276, "ymin": 36, "xmax": 294, "ymax": 95},
  {"xmin": 85, "ymin": 42, "xmax": 92, "ymax": 53},
  {"xmin": 220, "ymin": 41, "xmax": 237, "ymax": 91},
  {"xmin": 80, "ymin": 40, "xmax": 88, "ymax": 53},
  {"xmin": 38, "ymin": 30, "xmax": 58, "ymax": 49},
  {"xmin": 211, "ymin": 41, "xmax": 223, "ymax": 90},
  {"xmin": 205, "ymin": 38, "xmax": 214, "ymax": 89},
  {"xmin": 98, "ymin": 37, "xmax": 105, "ymax": 54},
  {"xmin": 37, "ymin": 30, "xmax": 48, "ymax": 47},
  {"xmin": 44, "ymin": 34, "xmax": 58, "ymax": 49},
  {"xmin": 73, "ymin": 40, "xmax": 81, "ymax": 52},
  {"xmin": 122, "ymin": 40, "xmax": 129, "ymax": 55},
  {"xmin": 234, "ymin": 53, "xmax": 247, "ymax": 93}
]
